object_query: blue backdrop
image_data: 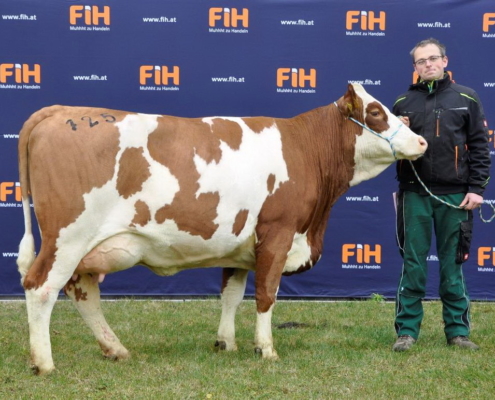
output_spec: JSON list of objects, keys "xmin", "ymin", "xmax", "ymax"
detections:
[{"xmin": 0, "ymin": 0, "xmax": 494, "ymax": 299}]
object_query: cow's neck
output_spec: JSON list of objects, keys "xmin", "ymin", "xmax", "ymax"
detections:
[
  {"xmin": 291, "ymin": 104, "xmax": 357, "ymax": 196},
  {"xmin": 349, "ymin": 137, "xmax": 395, "ymax": 186},
  {"xmin": 350, "ymin": 157, "xmax": 392, "ymax": 186},
  {"xmin": 293, "ymin": 104, "xmax": 394, "ymax": 188}
]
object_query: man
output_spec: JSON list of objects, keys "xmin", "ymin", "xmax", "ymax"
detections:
[{"xmin": 392, "ymin": 38, "xmax": 491, "ymax": 351}]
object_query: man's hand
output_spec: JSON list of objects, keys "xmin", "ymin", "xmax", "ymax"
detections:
[
  {"xmin": 398, "ymin": 116, "xmax": 410, "ymax": 127},
  {"xmin": 459, "ymin": 193, "xmax": 483, "ymax": 210}
]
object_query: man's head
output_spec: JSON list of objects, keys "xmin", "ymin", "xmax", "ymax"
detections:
[{"xmin": 410, "ymin": 38, "xmax": 448, "ymax": 82}]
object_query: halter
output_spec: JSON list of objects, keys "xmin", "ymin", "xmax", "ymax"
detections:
[{"xmin": 333, "ymin": 101, "xmax": 401, "ymax": 159}]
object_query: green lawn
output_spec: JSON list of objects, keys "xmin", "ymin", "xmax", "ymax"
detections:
[{"xmin": 1, "ymin": 299, "xmax": 494, "ymax": 399}]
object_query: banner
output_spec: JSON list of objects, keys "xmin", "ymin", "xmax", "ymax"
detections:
[{"xmin": 1, "ymin": 0, "xmax": 494, "ymax": 299}]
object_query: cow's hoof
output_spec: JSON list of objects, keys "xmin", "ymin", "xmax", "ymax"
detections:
[
  {"xmin": 104, "ymin": 352, "xmax": 130, "ymax": 361},
  {"xmin": 31, "ymin": 363, "xmax": 55, "ymax": 376},
  {"xmin": 102, "ymin": 348, "xmax": 130, "ymax": 361},
  {"xmin": 214, "ymin": 340, "xmax": 237, "ymax": 351},
  {"xmin": 99, "ymin": 341, "xmax": 130, "ymax": 361},
  {"xmin": 214, "ymin": 340, "xmax": 227, "ymax": 350},
  {"xmin": 254, "ymin": 347, "xmax": 279, "ymax": 360}
]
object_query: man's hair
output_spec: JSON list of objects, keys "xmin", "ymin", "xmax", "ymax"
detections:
[{"xmin": 410, "ymin": 38, "xmax": 446, "ymax": 61}]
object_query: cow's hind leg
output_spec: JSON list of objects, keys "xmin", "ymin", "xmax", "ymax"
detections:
[
  {"xmin": 64, "ymin": 274, "xmax": 129, "ymax": 361},
  {"xmin": 215, "ymin": 268, "xmax": 249, "ymax": 351},
  {"xmin": 24, "ymin": 285, "xmax": 58, "ymax": 375},
  {"xmin": 22, "ymin": 243, "xmax": 79, "ymax": 375}
]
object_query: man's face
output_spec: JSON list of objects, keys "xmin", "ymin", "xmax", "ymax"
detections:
[{"xmin": 413, "ymin": 44, "xmax": 448, "ymax": 81}]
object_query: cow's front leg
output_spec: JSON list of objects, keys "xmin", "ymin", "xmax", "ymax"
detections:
[
  {"xmin": 215, "ymin": 268, "xmax": 249, "ymax": 351},
  {"xmin": 253, "ymin": 231, "xmax": 292, "ymax": 360},
  {"xmin": 64, "ymin": 274, "xmax": 129, "ymax": 361},
  {"xmin": 255, "ymin": 301, "xmax": 278, "ymax": 359}
]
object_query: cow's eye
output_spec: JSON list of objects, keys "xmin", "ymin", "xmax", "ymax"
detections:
[{"xmin": 369, "ymin": 111, "xmax": 380, "ymax": 117}]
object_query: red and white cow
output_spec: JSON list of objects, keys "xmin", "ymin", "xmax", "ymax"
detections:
[{"xmin": 17, "ymin": 84, "xmax": 426, "ymax": 374}]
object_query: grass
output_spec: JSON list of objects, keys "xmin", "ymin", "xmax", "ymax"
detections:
[{"xmin": 1, "ymin": 299, "xmax": 495, "ymax": 399}]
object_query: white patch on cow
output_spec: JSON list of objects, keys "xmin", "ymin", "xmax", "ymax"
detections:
[
  {"xmin": 116, "ymin": 113, "xmax": 160, "ymax": 149},
  {"xmin": 52, "ymin": 114, "xmax": 291, "ymax": 278},
  {"xmin": 197, "ymin": 117, "xmax": 289, "ymax": 240},
  {"xmin": 216, "ymin": 269, "xmax": 249, "ymax": 351},
  {"xmin": 17, "ymin": 197, "xmax": 36, "ymax": 279},
  {"xmin": 283, "ymin": 232, "xmax": 312, "ymax": 273},
  {"xmin": 255, "ymin": 302, "xmax": 278, "ymax": 359},
  {"xmin": 349, "ymin": 84, "xmax": 426, "ymax": 186}
]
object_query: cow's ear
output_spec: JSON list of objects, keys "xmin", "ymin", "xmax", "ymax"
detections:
[{"xmin": 338, "ymin": 84, "xmax": 358, "ymax": 118}]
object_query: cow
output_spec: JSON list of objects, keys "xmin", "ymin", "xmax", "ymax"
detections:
[{"xmin": 16, "ymin": 83, "xmax": 427, "ymax": 374}]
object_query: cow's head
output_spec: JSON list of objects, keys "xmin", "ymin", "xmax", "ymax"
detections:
[{"xmin": 336, "ymin": 83, "xmax": 427, "ymax": 186}]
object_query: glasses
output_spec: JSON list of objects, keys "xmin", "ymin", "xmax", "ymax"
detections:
[{"xmin": 414, "ymin": 55, "xmax": 444, "ymax": 66}]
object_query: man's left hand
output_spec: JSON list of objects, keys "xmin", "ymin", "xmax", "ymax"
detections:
[{"xmin": 459, "ymin": 193, "xmax": 483, "ymax": 210}]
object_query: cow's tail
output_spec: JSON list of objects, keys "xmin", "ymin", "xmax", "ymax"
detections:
[{"xmin": 16, "ymin": 106, "xmax": 59, "ymax": 279}]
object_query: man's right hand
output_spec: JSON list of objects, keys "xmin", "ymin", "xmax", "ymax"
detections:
[{"xmin": 398, "ymin": 116, "xmax": 410, "ymax": 127}]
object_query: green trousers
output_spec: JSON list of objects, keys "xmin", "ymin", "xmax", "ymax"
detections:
[{"xmin": 395, "ymin": 191, "xmax": 472, "ymax": 340}]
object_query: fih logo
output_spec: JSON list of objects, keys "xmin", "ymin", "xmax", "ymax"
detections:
[
  {"xmin": 69, "ymin": 5, "xmax": 110, "ymax": 25},
  {"xmin": 346, "ymin": 11, "xmax": 386, "ymax": 31},
  {"xmin": 140, "ymin": 66, "xmax": 180, "ymax": 86},
  {"xmin": 0, "ymin": 64, "xmax": 41, "ymax": 84},
  {"xmin": 483, "ymin": 13, "xmax": 495, "ymax": 32},
  {"xmin": 342, "ymin": 244, "xmax": 382, "ymax": 264},
  {"xmin": 277, "ymin": 68, "xmax": 316, "ymax": 88},
  {"xmin": 478, "ymin": 247, "xmax": 495, "ymax": 267},
  {"xmin": 209, "ymin": 8, "xmax": 249, "ymax": 28},
  {"xmin": 0, "ymin": 182, "xmax": 22, "ymax": 202}
]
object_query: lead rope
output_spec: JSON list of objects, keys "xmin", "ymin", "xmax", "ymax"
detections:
[{"xmin": 409, "ymin": 160, "xmax": 495, "ymax": 223}]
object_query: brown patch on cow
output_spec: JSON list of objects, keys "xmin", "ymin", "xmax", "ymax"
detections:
[
  {"xmin": 209, "ymin": 118, "xmax": 243, "ymax": 150},
  {"xmin": 221, "ymin": 268, "xmax": 236, "ymax": 293},
  {"xmin": 130, "ymin": 200, "xmax": 151, "ymax": 227},
  {"xmin": 63, "ymin": 274, "xmax": 87, "ymax": 301},
  {"xmin": 266, "ymin": 174, "xmax": 276, "ymax": 194},
  {"xmin": 232, "ymin": 209, "xmax": 249, "ymax": 236},
  {"xmin": 365, "ymin": 101, "xmax": 389, "ymax": 133},
  {"xmin": 116, "ymin": 147, "xmax": 151, "ymax": 199},
  {"xmin": 149, "ymin": 117, "xmax": 221, "ymax": 240},
  {"xmin": 243, "ymin": 117, "xmax": 275, "ymax": 134},
  {"xmin": 22, "ymin": 106, "xmax": 125, "ymax": 290},
  {"xmin": 254, "ymin": 229, "xmax": 294, "ymax": 313},
  {"xmin": 74, "ymin": 287, "xmax": 88, "ymax": 301},
  {"xmin": 156, "ymin": 192, "xmax": 220, "ymax": 240},
  {"xmin": 63, "ymin": 274, "xmax": 81, "ymax": 296},
  {"xmin": 196, "ymin": 120, "xmax": 222, "ymax": 164}
]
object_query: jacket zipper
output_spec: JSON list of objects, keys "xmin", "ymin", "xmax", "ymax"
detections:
[
  {"xmin": 435, "ymin": 109, "xmax": 441, "ymax": 137},
  {"xmin": 455, "ymin": 145, "xmax": 458, "ymax": 175}
]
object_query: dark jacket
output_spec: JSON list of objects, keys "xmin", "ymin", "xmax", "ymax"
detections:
[{"xmin": 393, "ymin": 72, "xmax": 491, "ymax": 196}]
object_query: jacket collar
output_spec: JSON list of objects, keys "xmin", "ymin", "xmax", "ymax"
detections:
[{"xmin": 410, "ymin": 71, "xmax": 451, "ymax": 94}]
